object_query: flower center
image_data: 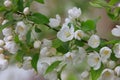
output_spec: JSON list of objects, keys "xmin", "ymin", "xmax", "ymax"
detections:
[
  {"xmin": 104, "ymin": 50, "xmax": 109, "ymax": 55},
  {"xmin": 65, "ymin": 32, "xmax": 71, "ymax": 37},
  {"xmin": 95, "ymin": 57, "xmax": 99, "ymax": 62},
  {"xmin": 77, "ymin": 32, "xmax": 82, "ymax": 38}
]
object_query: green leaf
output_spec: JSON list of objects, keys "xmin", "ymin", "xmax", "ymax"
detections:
[
  {"xmin": 45, "ymin": 61, "xmax": 61, "ymax": 74},
  {"xmin": 26, "ymin": 29, "xmax": 32, "ymax": 44},
  {"xmin": 90, "ymin": 66, "xmax": 104, "ymax": 80},
  {"xmin": 52, "ymin": 38, "xmax": 63, "ymax": 48},
  {"xmin": 31, "ymin": 53, "xmax": 39, "ymax": 71},
  {"xmin": 75, "ymin": 40, "xmax": 84, "ymax": 47},
  {"xmin": 0, "ymin": 6, "xmax": 6, "ymax": 12},
  {"xmin": 35, "ymin": 0, "xmax": 44, "ymax": 4},
  {"xmin": 0, "ymin": 21, "xmax": 13, "ymax": 32},
  {"xmin": 35, "ymin": 26, "xmax": 42, "ymax": 33},
  {"xmin": 81, "ymin": 20, "xmax": 96, "ymax": 32},
  {"xmin": 89, "ymin": 2, "xmax": 103, "ymax": 8},
  {"xmin": 28, "ymin": 13, "xmax": 49, "ymax": 24},
  {"xmin": 109, "ymin": 0, "xmax": 119, "ymax": 5},
  {"xmin": 15, "ymin": 50, "xmax": 24, "ymax": 62},
  {"xmin": 17, "ymin": 0, "xmax": 24, "ymax": 11}
]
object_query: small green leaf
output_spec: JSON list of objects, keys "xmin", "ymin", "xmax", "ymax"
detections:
[
  {"xmin": 31, "ymin": 53, "xmax": 39, "ymax": 71},
  {"xmin": 108, "ymin": 0, "xmax": 119, "ymax": 5},
  {"xmin": 35, "ymin": 26, "xmax": 42, "ymax": 33},
  {"xmin": 45, "ymin": 61, "xmax": 61, "ymax": 74},
  {"xmin": 89, "ymin": 2, "xmax": 103, "ymax": 8},
  {"xmin": 17, "ymin": 0, "xmax": 24, "ymax": 11},
  {"xmin": 81, "ymin": 20, "xmax": 96, "ymax": 32},
  {"xmin": 35, "ymin": 0, "xmax": 44, "ymax": 4},
  {"xmin": 26, "ymin": 29, "xmax": 32, "ymax": 44},
  {"xmin": 90, "ymin": 66, "xmax": 104, "ymax": 80},
  {"xmin": 28, "ymin": 13, "xmax": 49, "ymax": 24},
  {"xmin": 15, "ymin": 50, "xmax": 24, "ymax": 62},
  {"xmin": 52, "ymin": 38, "xmax": 63, "ymax": 48}
]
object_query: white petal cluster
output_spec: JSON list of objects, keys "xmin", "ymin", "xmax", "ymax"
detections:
[
  {"xmin": 74, "ymin": 30, "xmax": 85, "ymax": 40},
  {"xmin": 113, "ymin": 43, "xmax": 120, "ymax": 58},
  {"xmin": 99, "ymin": 69, "xmax": 114, "ymax": 80},
  {"xmin": 49, "ymin": 14, "xmax": 61, "ymax": 28},
  {"xmin": 87, "ymin": 52, "xmax": 101, "ymax": 70},
  {"xmin": 88, "ymin": 34, "xmax": 100, "ymax": 48},
  {"xmin": 33, "ymin": 40, "xmax": 41, "ymax": 49},
  {"xmin": 0, "ymin": 54, "xmax": 8, "ymax": 71},
  {"xmin": 100, "ymin": 47, "xmax": 112, "ymax": 63},
  {"xmin": 4, "ymin": 41, "xmax": 19, "ymax": 54},
  {"xmin": 4, "ymin": 0, "xmax": 12, "ymax": 8},
  {"xmin": 68, "ymin": 7, "xmax": 81, "ymax": 19},
  {"xmin": 111, "ymin": 25, "xmax": 120, "ymax": 37},
  {"xmin": 107, "ymin": 60, "xmax": 116, "ymax": 69},
  {"xmin": 23, "ymin": 7, "xmax": 30, "ymax": 15},
  {"xmin": 2, "ymin": 27, "xmax": 12, "ymax": 37},
  {"xmin": 57, "ymin": 25, "xmax": 74, "ymax": 42},
  {"xmin": 0, "ymin": 40, "xmax": 5, "ymax": 47},
  {"xmin": 22, "ymin": 56, "xmax": 32, "ymax": 70},
  {"xmin": 115, "ymin": 66, "xmax": 120, "ymax": 77},
  {"xmin": 80, "ymin": 71, "xmax": 89, "ymax": 79}
]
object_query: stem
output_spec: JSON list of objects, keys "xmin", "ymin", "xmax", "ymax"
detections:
[{"xmin": 44, "ymin": 24, "xmax": 59, "ymax": 32}]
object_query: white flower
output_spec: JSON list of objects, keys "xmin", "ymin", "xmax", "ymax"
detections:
[
  {"xmin": 64, "ymin": 52, "xmax": 75, "ymax": 62},
  {"xmin": 2, "ymin": 20, "xmax": 8, "ymax": 25},
  {"xmin": 74, "ymin": 30, "xmax": 85, "ymax": 40},
  {"xmin": 2, "ymin": 27, "xmax": 12, "ymax": 37},
  {"xmin": 113, "ymin": 43, "xmax": 120, "ymax": 58},
  {"xmin": 68, "ymin": 7, "xmax": 81, "ymax": 19},
  {"xmin": 63, "ymin": 18, "xmax": 71, "ymax": 26},
  {"xmin": 99, "ymin": 69, "xmax": 114, "ymax": 80},
  {"xmin": 41, "ymin": 39, "xmax": 52, "ymax": 49},
  {"xmin": 100, "ymin": 47, "xmax": 112, "ymax": 63},
  {"xmin": 80, "ymin": 71, "xmax": 89, "ymax": 79},
  {"xmin": 23, "ymin": 7, "xmax": 30, "ymax": 15},
  {"xmin": 88, "ymin": 34, "xmax": 100, "ymax": 48},
  {"xmin": 15, "ymin": 21, "xmax": 28, "ymax": 36},
  {"xmin": 37, "ymin": 62, "xmax": 49, "ymax": 75},
  {"xmin": 4, "ymin": 41, "xmax": 19, "ymax": 54},
  {"xmin": 40, "ymin": 47, "xmax": 48, "ymax": 57},
  {"xmin": 0, "ymin": 54, "xmax": 8, "ymax": 71},
  {"xmin": 33, "ymin": 40, "xmax": 41, "ymax": 49},
  {"xmin": 3, "ymin": 35, "xmax": 13, "ymax": 42},
  {"xmin": 45, "ymin": 71, "xmax": 58, "ymax": 80},
  {"xmin": 111, "ymin": 25, "xmax": 120, "ymax": 37},
  {"xmin": 87, "ymin": 52, "xmax": 101, "ymax": 70},
  {"xmin": 115, "ymin": 66, "xmax": 120, "ymax": 77},
  {"xmin": 57, "ymin": 25, "xmax": 74, "ymax": 42},
  {"xmin": 49, "ymin": 14, "xmax": 61, "ymax": 28},
  {"xmin": 0, "ymin": 40, "xmax": 5, "ymax": 47},
  {"xmin": 107, "ymin": 60, "xmax": 116, "ymax": 69},
  {"xmin": 4, "ymin": 0, "xmax": 12, "ymax": 8},
  {"xmin": 22, "ymin": 56, "xmax": 32, "ymax": 70}
]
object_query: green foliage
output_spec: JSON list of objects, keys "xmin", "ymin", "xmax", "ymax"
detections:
[
  {"xmin": 90, "ymin": 66, "xmax": 104, "ymax": 80},
  {"xmin": 108, "ymin": 0, "xmax": 120, "ymax": 5},
  {"xmin": 31, "ymin": 53, "xmax": 39, "ymax": 71},
  {"xmin": 15, "ymin": 50, "xmax": 24, "ymax": 62},
  {"xmin": 35, "ymin": 26, "xmax": 42, "ymax": 33},
  {"xmin": 35, "ymin": 0, "xmax": 44, "ymax": 4},
  {"xmin": 81, "ymin": 20, "xmax": 96, "ymax": 32},
  {"xmin": 26, "ymin": 29, "xmax": 32, "ymax": 44},
  {"xmin": 17, "ymin": 0, "xmax": 24, "ymax": 12},
  {"xmin": 52, "ymin": 38, "xmax": 63, "ymax": 48},
  {"xmin": 28, "ymin": 13, "xmax": 49, "ymax": 24},
  {"xmin": 45, "ymin": 61, "xmax": 61, "ymax": 74}
]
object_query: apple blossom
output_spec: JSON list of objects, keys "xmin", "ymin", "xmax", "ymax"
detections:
[
  {"xmin": 100, "ymin": 47, "xmax": 112, "ymax": 63},
  {"xmin": 4, "ymin": 0, "xmax": 12, "ymax": 8},
  {"xmin": 23, "ymin": 7, "xmax": 30, "ymax": 15},
  {"xmin": 113, "ymin": 43, "xmax": 120, "ymax": 58},
  {"xmin": 68, "ymin": 7, "xmax": 81, "ymax": 19},
  {"xmin": 22, "ymin": 57, "xmax": 32, "ymax": 70},
  {"xmin": 2, "ymin": 27, "xmax": 12, "ymax": 37},
  {"xmin": 88, "ymin": 34, "xmax": 100, "ymax": 48},
  {"xmin": 80, "ymin": 71, "xmax": 89, "ymax": 79},
  {"xmin": 49, "ymin": 14, "xmax": 61, "ymax": 28},
  {"xmin": 107, "ymin": 60, "xmax": 116, "ymax": 69},
  {"xmin": 0, "ymin": 40, "xmax": 5, "ymax": 47},
  {"xmin": 111, "ymin": 25, "xmax": 120, "ymax": 37},
  {"xmin": 115, "ymin": 66, "xmax": 120, "ymax": 77},
  {"xmin": 57, "ymin": 25, "xmax": 74, "ymax": 42},
  {"xmin": 87, "ymin": 52, "xmax": 101, "ymax": 70},
  {"xmin": 33, "ymin": 40, "xmax": 41, "ymax": 49},
  {"xmin": 74, "ymin": 30, "xmax": 85, "ymax": 40},
  {"xmin": 41, "ymin": 39, "xmax": 52, "ymax": 49}
]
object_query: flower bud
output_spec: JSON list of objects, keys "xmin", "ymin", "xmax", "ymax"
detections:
[
  {"xmin": 34, "ymin": 40, "xmax": 41, "ymax": 49},
  {"xmin": 114, "ymin": 66, "xmax": 120, "ymax": 77},
  {"xmin": 23, "ymin": 7, "xmax": 30, "ymax": 15},
  {"xmin": 4, "ymin": 0, "xmax": 12, "ymax": 8},
  {"xmin": 80, "ymin": 71, "xmax": 89, "ymax": 79},
  {"xmin": 0, "ymin": 40, "xmax": 5, "ymax": 47},
  {"xmin": 107, "ymin": 60, "xmax": 116, "ymax": 69}
]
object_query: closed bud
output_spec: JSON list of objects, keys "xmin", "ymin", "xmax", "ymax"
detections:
[
  {"xmin": 4, "ymin": 0, "xmax": 12, "ymax": 8},
  {"xmin": 0, "ymin": 40, "xmax": 5, "ymax": 47},
  {"xmin": 23, "ymin": 7, "xmax": 30, "ymax": 15},
  {"xmin": 34, "ymin": 40, "xmax": 41, "ymax": 49},
  {"xmin": 107, "ymin": 60, "xmax": 116, "ymax": 69}
]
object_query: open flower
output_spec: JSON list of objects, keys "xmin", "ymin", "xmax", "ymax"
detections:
[
  {"xmin": 2, "ymin": 27, "xmax": 12, "ymax": 37},
  {"xmin": 111, "ymin": 25, "xmax": 120, "ymax": 37},
  {"xmin": 113, "ymin": 43, "xmax": 120, "ymax": 58},
  {"xmin": 68, "ymin": 7, "xmax": 81, "ymax": 19},
  {"xmin": 100, "ymin": 47, "xmax": 112, "ymax": 63},
  {"xmin": 49, "ymin": 14, "xmax": 61, "ymax": 28},
  {"xmin": 57, "ymin": 25, "xmax": 74, "ymax": 42},
  {"xmin": 74, "ymin": 30, "xmax": 85, "ymax": 40},
  {"xmin": 99, "ymin": 69, "xmax": 114, "ymax": 80},
  {"xmin": 88, "ymin": 34, "xmax": 100, "ymax": 48},
  {"xmin": 114, "ymin": 66, "xmax": 120, "ymax": 77},
  {"xmin": 87, "ymin": 52, "xmax": 101, "ymax": 70}
]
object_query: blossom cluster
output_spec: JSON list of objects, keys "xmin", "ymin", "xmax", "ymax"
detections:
[{"xmin": 0, "ymin": 0, "xmax": 120, "ymax": 80}]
